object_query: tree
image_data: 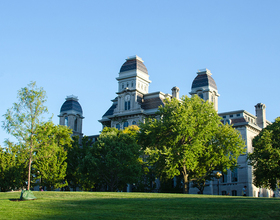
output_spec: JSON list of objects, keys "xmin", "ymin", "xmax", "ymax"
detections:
[
  {"xmin": 248, "ymin": 117, "xmax": 280, "ymax": 190},
  {"xmin": 65, "ymin": 135, "xmax": 94, "ymax": 191},
  {"xmin": 32, "ymin": 122, "xmax": 72, "ymax": 190},
  {"xmin": 82, "ymin": 126, "xmax": 143, "ymax": 192},
  {"xmin": 0, "ymin": 143, "xmax": 28, "ymax": 192},
  {"xmin": 138, "ymin": 95, "xmax": 245, "ymax": 194},
  {"xmin": 2, "ymin": 82, "xmax": 48, "ymax": 190}
]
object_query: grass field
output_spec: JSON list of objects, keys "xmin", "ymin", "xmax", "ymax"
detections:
[{"xmin": 0, "ymin": 191, "xmax": 279, "ymax": 219}]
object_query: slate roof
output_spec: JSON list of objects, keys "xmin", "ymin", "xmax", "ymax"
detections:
[
  {"xmin": 120, "ymin": 58, "xmax": 148, "ymax": 74},
  {"xmin": 140, "ymin": 97, "xmax": 164, "ymax": 110},
  {"xmin": 102, "ymin": 103, "xmax": 117, "ymax": 117},
  {"xmin": 191, "ymin": 74, "xmax": 217, "ymax": 90},
  {"xmin": 60, "ymin": 99, "xmax": 83, "ymax": 114}
]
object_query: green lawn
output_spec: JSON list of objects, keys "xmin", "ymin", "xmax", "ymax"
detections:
[{"xmin": 0, "ymin": 191, "xmax": 279, "ymax": 219}]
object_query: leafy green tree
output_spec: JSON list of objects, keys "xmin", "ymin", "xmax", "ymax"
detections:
[
  {"xmin": 248, "ymin": 117, "xmax": 280, "ymax": 190},
  {"xmin": 0, "ymin": 143, "xmax": 28, "ymax": 192},
  {"xmin": 2, "ymin": 82, "xmax": 48, "ymax": 190},
  {"xmin": 65, "ymin": 135, "xmax": 94, "ymax": 191},
  {"xmin": 32, "ymin": 122, "xmax": 72, "ymax": 190},
  {"xmin": 138, "ymin": 95, "xmax": 245, "ymax": 194},
  {"xmin": 82, "ymin": 126, "xmax": 143, "ymax": 192}
]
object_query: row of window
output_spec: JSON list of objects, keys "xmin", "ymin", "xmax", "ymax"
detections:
[
  {"xmin": 116, "ymin": 121, "xmax": 137, "ymax": 130},
  {"xmin": 222, "ymin": 190, "xmax": 237, "ymax": 196},
  {"xmin": 222, "ymin": 113, "xmax": 241, "ymax": 119},
  {"xmin": 122, "ymin": 81, "xmax": 134, "ymax": 89}
]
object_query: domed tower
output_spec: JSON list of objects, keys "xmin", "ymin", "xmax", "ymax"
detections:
[
  {"xmin": 114, "ymin": 55, "xmax": 151, "ymax": 114},
  {"xmin": 189, "ymin": 69, "xmax": 219, "ymax": 111},
  {"xmin": 58, "ymin": 95, "xmax": 84, "ymax": 139}
]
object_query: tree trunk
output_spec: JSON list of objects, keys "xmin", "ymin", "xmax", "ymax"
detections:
[
  {"xmin": 27, "ymin": 156, "xmax": 32, "ymax": 190},
  {"xmin": 182, "ymin": 165, "xmax": 189, "ymax": 194},
  {"xmin": 183, "ymin": 174, "xmax": 189, "ymax": 194}
]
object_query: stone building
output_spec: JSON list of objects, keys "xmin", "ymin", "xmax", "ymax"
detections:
[{"xmin": 59, "ymin": 55, "xmax": 272, "ymax": 197}]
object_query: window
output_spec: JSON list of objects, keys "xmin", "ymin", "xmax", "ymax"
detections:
[
  {"xmin": 231, "ymin": 168, "xmax": 238, "ymax": 182},
  {"xmin": 221, "ymin": 173, "xmax": 227, "ymax": 183},
  {"xmin": 116, "ymin": 124, "xmax": 120, "ymax": 130},
  {"xmin": 198, "ymin": 93, "xmax": 203, "ymax": 99},
  {"xmin": 123, "ymin": 121, "xmax": 129, "ymax": 128},
  {"xmin": 223, "ymin": 116, "xmax": 226, "ymax": 119},
  {"xmin": 225, "ymin": 119, "xmax": 231, "ymax": 125},
  {"xmin": 122, "ymin": 83, "xmax": 124, "ymax": 89},
  {"xmin": 132, "ymin": 121, "xmax": 137, "ymax": 125},
  {"xmin": 125, "ymin": 101, "xmax": 130, "ymax": 110},
  {"xmin": 232, "ymin": 190, "xmax": 237, "ymax": 196},
  {"xmin": 222, "ymin": 191, "xmax": 227, "ymax": 195},
  {"xmin": 65, "ymin": 116, "xmax": 68, "ymax": 126},
  {"xmin": 230, "ymin": 115, "xmax": 233, "ymax": 118},
  {"xmin": 131, "ymin": 81, "xmax": 134, "ymax": 87},
  {"xmin": 74, "ymin": 118, "xmax": 77, "ymax": 131},
  {"xmin": 237, "ymin": 113, "xmax": 240, "ymax": 117}
]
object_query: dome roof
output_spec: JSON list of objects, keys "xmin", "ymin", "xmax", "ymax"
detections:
[
  {"xmin": 120, "ymin": 55, "xmax": 148, "ymax": 74},
  {"xmin": 60, "ymin": 95, "xmax": 83, "ymax": 114},
  {"xmin": 191, "ymin": 69, "xmax": 217, "ymax": 90}
]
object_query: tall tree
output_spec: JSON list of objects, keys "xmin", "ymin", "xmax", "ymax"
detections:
[
  {"xmin": 248, "ymin": 117, "xmax": 280, "ymax": 190},
  {"xmin": 138, "ymin": 95, "xmax": 245, "ymax": 194},
  {"xmin": 32, "ymin": 122, "xmax": 72, "ymax": 190},
  {"xmin": 2, "ymin": 82, "xmax": 48, "ymax": 190},
  {"xmin": 65, "ymin": 135, "xmax": 94, "ymax": 191},
  {"xmin": 82, "ymin": 126, "xmax": 143, "ymax": 192}
]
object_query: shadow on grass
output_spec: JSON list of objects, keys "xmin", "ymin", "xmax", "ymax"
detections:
[{"xmin": 5, "ymin": 194, "xmax": 279, "ymax": 220}]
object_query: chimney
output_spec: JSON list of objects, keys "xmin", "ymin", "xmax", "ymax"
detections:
[
  {"xmin": 172, "ymin": 86, "xmax": 180, "ymax": 99},
  {"xmin": 255, "ymin": 103, "xmax": 266, "ymax": 128}
]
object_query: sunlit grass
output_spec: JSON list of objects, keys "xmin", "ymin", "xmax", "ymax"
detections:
[{"xmin": 0, "ymin": 191, "xmax": 279, "ymax": 219}]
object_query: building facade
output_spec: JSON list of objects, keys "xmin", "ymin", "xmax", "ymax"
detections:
[{"xmin": 59, "ymin": 55, "xmax": 272, "ymax": 197}]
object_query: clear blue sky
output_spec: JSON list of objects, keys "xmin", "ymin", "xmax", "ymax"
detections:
[{"xmin": 0, "ymin": 1, "xmax": 279, "ymax": 145}]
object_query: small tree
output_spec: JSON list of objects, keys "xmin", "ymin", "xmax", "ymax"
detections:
[
  {"xmin": 2, "ymin": 82, "xmax": 48, "ymax": 190},
  {"xmin": 138, "ymin": 95, "xmax": 245, "ymax": 193},
  {"xmin": 248, "ymin": 117, "xmax": 280, "ymax": 190}
]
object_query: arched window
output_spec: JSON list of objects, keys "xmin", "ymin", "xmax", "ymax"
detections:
[
  {"xmin": 123, "ymin": 121, "xmax": 129, "ymax": 128},
  {"xmin": 65, "ymin": 116, "xmax": 68, "ymax": 126},
  {"xmin": 132, "ymin": 121, "xmax": 137, "ymax": 125},
  {"xmin": 232, "ymin": 190, "xmax": 237, "ymax": 196},
  {"xmin": 198, "ymin": 93, "xmax": 203, "ymax": 99},
  {"xmin": 116, "ymin": 124, "xmax": 120, "ymax": 130},
  {"xmin": 125, "ymin": 101, "xmax": 130, "ymax": 110},
  {"xmin": 74, "ymin": 118, "xmax": 78, "ymax": 131}
]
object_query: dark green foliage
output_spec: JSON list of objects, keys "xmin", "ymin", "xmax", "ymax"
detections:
[
  {"xmin": 0, "ymin": 143, "xmax": 28, "ymax": 192},
  {"xmin": 65, "ymin": 136, "xmax": 95, "ymax": 191},
  {"xmin": 248, "ymin": 117, "xmax": 280, "ymax": 190},
  {"xmin": 81, "ymin": 126, "xmax": 143, "ymax": 192}
]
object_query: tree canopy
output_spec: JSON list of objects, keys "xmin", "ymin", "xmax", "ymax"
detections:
[
  {"xmin": 2, "ymin": 82, "xmax": 48, "ymax": 190},
  {"xmin": 81, "ymin": 126, "xmax": 143, "ymax": 192},
  {"xmin": 248, "ymin": 117, "xmax": 280, "ymax": 190},
  {"xmin": 32, "ymin": 122, "xmax": 72, "ymax": 190},
  {"xmin": 138, "ymin": 95, "xmax": 245, "ymax": 193}
]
